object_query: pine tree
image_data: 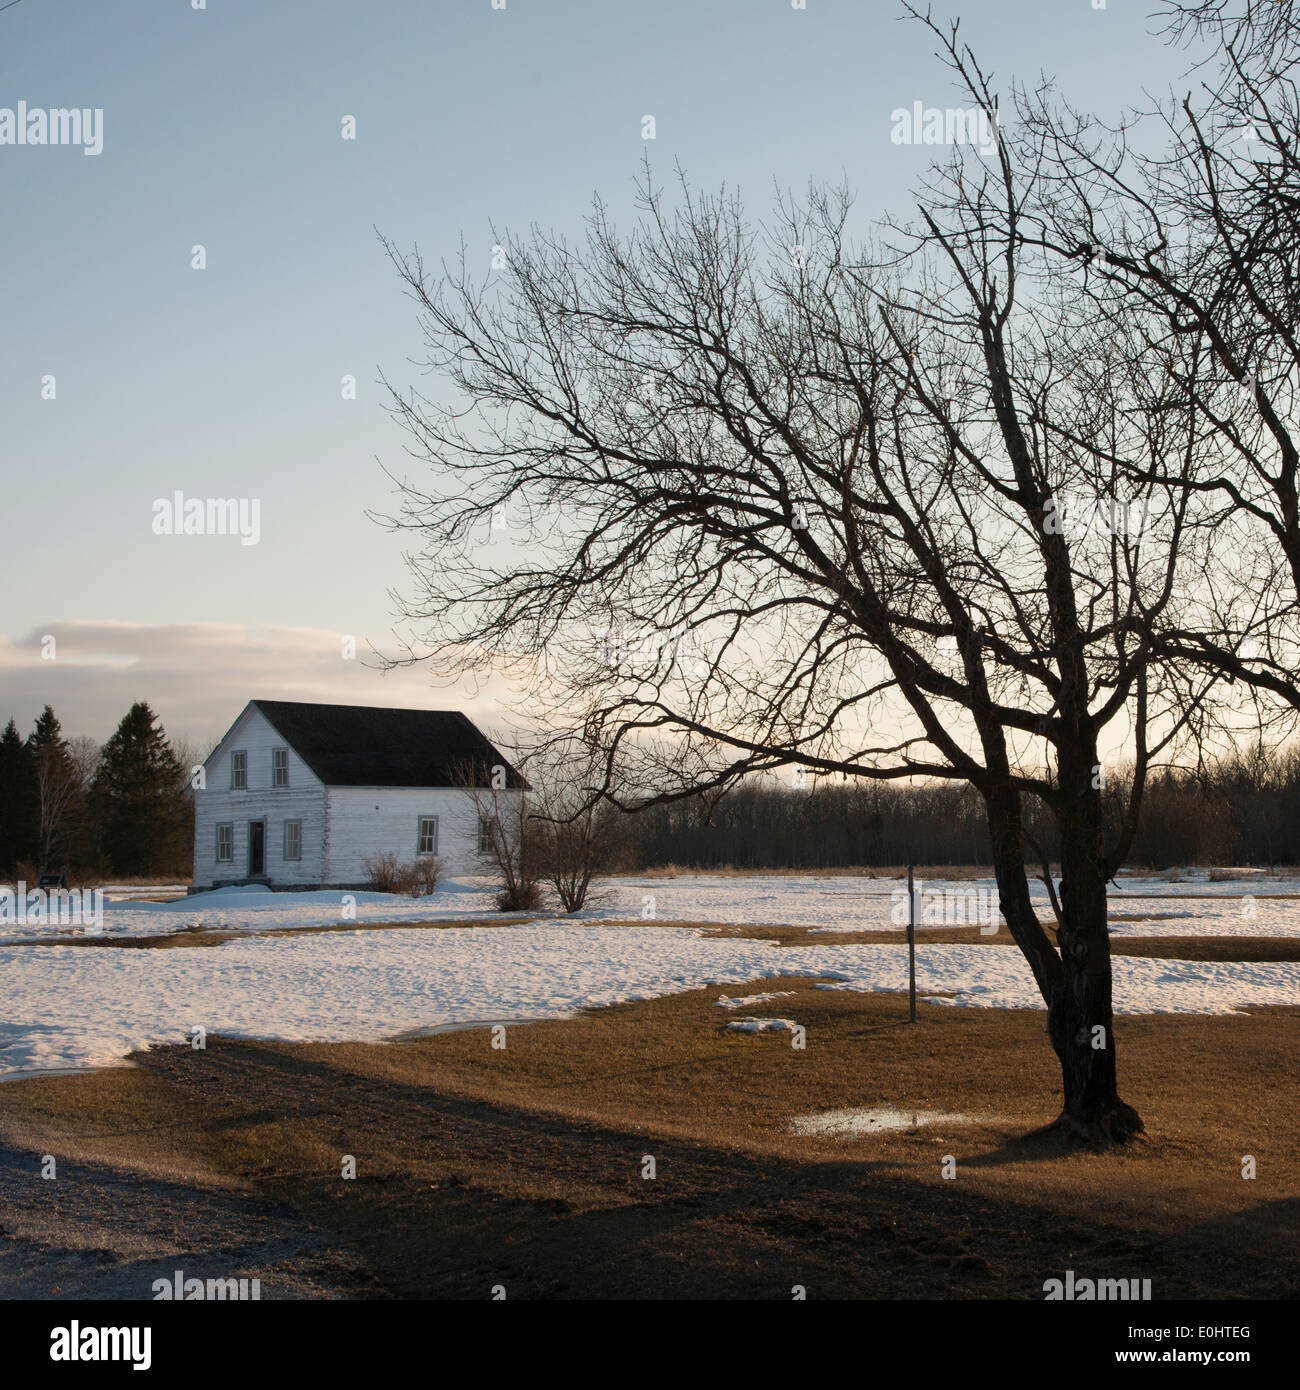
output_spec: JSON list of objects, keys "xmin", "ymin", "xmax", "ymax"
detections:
[
  {"xmin": 27, "ymin": 706, "xmax": 79, "ymax": 871},
  {"xmin": 0, "ymin": 718, "xmax": 38, "ymax": 874},
  {"xmin": 91, "ymin": 703, "xmax": 190, "ymax": 876}
]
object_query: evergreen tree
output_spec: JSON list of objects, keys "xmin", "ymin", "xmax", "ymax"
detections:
[
  {"xmin": 91, "ymin": 703, "xmax": 189, "ymax": 875},
  {"xmin": 27, "ymin": 706, "xmax": 79, "ymax": 871},
  {"xmin": 0, "ymin": 718, "xmax": 38, "ymax": 874}
]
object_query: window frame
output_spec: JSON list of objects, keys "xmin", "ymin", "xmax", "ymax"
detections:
[
  {"xmin": 478, "ymin": 817, "xmax": 496, "ymax": 855},
  {"xmin": 417, "ymin": 815, "xmax": 439, "ymax": 856},
  {"xmin": 230, "ymin": 750, "xmax": 247, "ymax": 790},
  {"xmin": 216, "ymin": 823, "xmax": 234, "ymax": 863},
  {"xmin": 283, "ymin": 819, "xmax": 302, "ymax": 861},
  {"xmin": 272, "ymin": 747, "xmax": 289, "ymax": 788}
]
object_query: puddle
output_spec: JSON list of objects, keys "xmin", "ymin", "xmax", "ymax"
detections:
[{"xmin": 789, "ymin": 1106, "xmax": 981, "ymax": 1137}]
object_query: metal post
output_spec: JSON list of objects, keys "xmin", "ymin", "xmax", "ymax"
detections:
[{"xmin": 906, "ymin": 863, "xmax": 917, "ymax": 1023}]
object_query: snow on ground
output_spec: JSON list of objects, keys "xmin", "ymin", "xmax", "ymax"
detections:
[
  {"xmin": 0, "ymin": 879, "xmax": 503, "ymax": 944},
  {"xmin": 98, "ymin": 884, "xmax": 189, "ymax": 901},
  {"xmin": 715, "ymin": 990, "xmax": 797, "ymax": 1009},
  {"xmin": 5, "ymin": 869, "xmax": 1298, "ymax": 944},
  {"xmin": 599, "ymin": 873, "xmax": 1300, "ymax": 937},
  {"xmin": 816, "ymin": 945, "xmax": 1300, "ymax": 1016},
  {"xmin": 1, "ymin": 924, "xmax": 1298, "ymax": 1078},
  {"xmin": 790, "ymin": 1107, "xmax": 978, "ymax": 1136}
]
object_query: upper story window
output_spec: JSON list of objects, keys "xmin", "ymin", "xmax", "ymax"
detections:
[
  {"xmin": 273, "ymin": 748, "xmax": 289, "ymax": 787},
  {"xmin": 417, "ymin": 816, "xmax": 438, "ymax": 855},
  {"xmin": 230, "ymin": 750, "xmax": 247, "ymax": 790}
]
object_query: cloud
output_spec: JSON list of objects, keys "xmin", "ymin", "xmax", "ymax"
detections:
[{"xmin": 0, "ymin": 621, "xmax": 534, "ymax": 744}]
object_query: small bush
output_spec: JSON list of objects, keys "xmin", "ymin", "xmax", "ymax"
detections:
[
  {"xmin": 363, "ymin": 851, "xmax": 443, "ymax": 896},
  {"xmin": 362, "ymin": 851, "xmax": 411, "ymax": 894},
  {"xmin": 496, "ymin": 881, "xmax": 543, "ymax": 911},
  {"xmin": 409, "ymin": 856, "xmax": 444, "ymax": 896}
]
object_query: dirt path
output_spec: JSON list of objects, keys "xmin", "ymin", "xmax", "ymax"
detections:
[{"xmin": 0, "ymin": 1138, "xmax": 377, "ymax": 1299}]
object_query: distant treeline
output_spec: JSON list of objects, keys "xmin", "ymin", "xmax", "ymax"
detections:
[
  {"xmin": 626, "ymin": 750, "xmax": 1300, "ymax": 870},
  {"xmin": 0, "ymin": 702, "xmax": 195, "ymax": 881},
  {"xmin": 6, "ymin": 695, "xmax": 1297, "ymax": 881}
]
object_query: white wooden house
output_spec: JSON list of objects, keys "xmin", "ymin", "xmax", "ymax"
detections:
[{"xmin": 191, "ymin": 700, "xmax": 523, "ymax": 890}]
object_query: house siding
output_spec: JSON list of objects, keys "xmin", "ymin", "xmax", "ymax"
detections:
[
  {"xmin": 323, "ymin": 786, "xmax": 503, "ymax": 882},
  {"xmin": 192, "ymin": 705, "xmax": 327, "ymax": 889}
]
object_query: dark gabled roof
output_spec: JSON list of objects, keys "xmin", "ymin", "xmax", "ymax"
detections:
[{"xmin": 247, "ymin": 700, "xmax": 525, "ymax": 789}]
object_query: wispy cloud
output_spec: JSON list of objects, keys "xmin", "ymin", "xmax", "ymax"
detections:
[{"xmin": 0, "ymin": 621, "xmax": 530, "ymax": 743}]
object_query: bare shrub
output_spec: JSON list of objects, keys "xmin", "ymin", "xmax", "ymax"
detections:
[
  {"xmin": 496, "ymin": 878, "xmax": 542, "ymax": 911},
  {"xmin": 363, "ymin": 851, "xmax": 444, "ymax": 896},
  {"xmin": 362, "ymin": 851, "xmax": 412, "ymax": 894},
  {"xmin": 410, "ymin": 856, "xmax": 444, "ymax": 896},
  {"xmin": 452, "ymin": 753, "xmax": 543, "ymax": 913}
]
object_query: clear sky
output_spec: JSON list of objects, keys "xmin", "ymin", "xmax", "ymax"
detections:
[{"xmin": 0, "ymin": 0, "xmax": 1197, "ymax": 744}]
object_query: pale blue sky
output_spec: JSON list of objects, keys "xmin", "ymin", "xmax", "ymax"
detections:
[{"xmin": 0, "ymin": 0, "xmax": 1196, "ymax": 741}]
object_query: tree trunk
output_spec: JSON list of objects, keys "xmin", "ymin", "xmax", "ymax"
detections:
[
  {"xmin": 1047, "ymin": 765, "xmax": 1144, "ymax": 1142},
  {"xmin": 985, "ymin": 779, "xmax": 1143, "ymax": 1142},
  {"xmin": 984, "ymin": 785, "xmax": 1064, "ymax": 1003}
]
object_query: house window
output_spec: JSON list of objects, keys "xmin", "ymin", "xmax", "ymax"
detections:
[
  {"xmin": 273, "ymin": 748, "xmax": 289, "ymax": 787},
  {"xmin": 478, "ymin": 818, "xmax": 496, "ymax": 855},
  {"xmin": 230, "ymin": 750, "xmax": 247, "ymax": 789},
  {"xmin": 216, "ymin": 824, "xmax": 234, "ymax": 862},
  {"xmin": 284, "ymin": 820, "xmax": 302, "ymax": 861},
  {"xmin": 417, "ymin": 816, "xmax": 438, "ymax": 855}
]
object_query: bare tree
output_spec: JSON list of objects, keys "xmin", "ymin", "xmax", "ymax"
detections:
[
  {"xmin": 371, "ymin": 13, "xmax": 1279, "ymax": 1139},
  {"xmin": 999, "ymin": 0, "xmax": 1300, "ymax": 724},
  {"xmin": 170, "ymin": 736, "xmax": 214, "ymax": 789},
  {"xmin": 67, "ymin": 735, "xmax": 101, "ymax": 788},
  {"xmin": 529, "ymin": 734, "xmax": 629, "ymax": 912},
  {"xmin": 452, "ymin": 754, "xmax": 541, "ymax": 912}
]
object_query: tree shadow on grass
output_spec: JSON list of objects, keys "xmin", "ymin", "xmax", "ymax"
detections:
[{"xmin": 121, "ymin": 1037, "xmax": 1297, "ymax": 1299}]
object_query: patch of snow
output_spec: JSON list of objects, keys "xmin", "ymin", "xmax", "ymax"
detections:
[
  {"xmin": 715, "ymin": 990, "xmax": 797, "ymax": 1009},
  {"xmin": 726, "ymin": 1017, "xmax": 801, "ymax": 1033},
  {"xmin": 790, "ymin": 1107, "xmax": 977, "ymax": 1137}
]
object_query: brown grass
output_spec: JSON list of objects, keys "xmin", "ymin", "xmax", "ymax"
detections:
[{"xmin": 1, "ymin": 967, "xmax": 1295, "ymax": 1299}]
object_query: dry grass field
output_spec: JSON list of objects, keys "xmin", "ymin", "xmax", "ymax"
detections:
[{"xmin": 1, "ymin": 919, "xmax": 1295, "ymax": 1300}]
